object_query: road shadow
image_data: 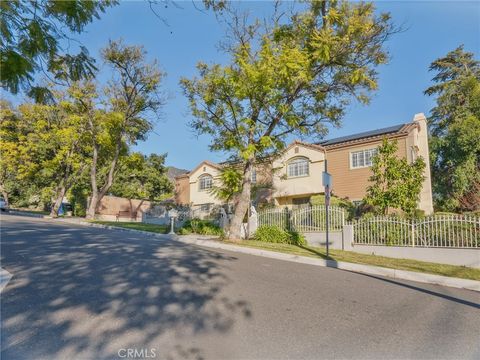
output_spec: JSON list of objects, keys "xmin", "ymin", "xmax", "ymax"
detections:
[
  {"xmin": 353, "ymin": 272, "xmax": 480, "ymax": 309},
  {"xmin": 1, "ymin": 216, "xmax": 252, "ymax": 360}
]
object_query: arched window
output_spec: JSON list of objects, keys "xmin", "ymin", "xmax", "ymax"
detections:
[
  {"xmin": 198, "ymin": 174, "xmax": 213, "ymax": 191},
  {"xmin": 287, "ymin": 157, "xmax": 309, "ymax": 178}
]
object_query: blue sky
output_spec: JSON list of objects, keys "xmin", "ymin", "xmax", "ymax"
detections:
[{"xmin": 23, "ymin": 1, "xmax": 480, "ymax": 170}]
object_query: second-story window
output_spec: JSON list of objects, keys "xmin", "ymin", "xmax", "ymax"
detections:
[
  {"xmin": 350, "ymin": 148, "xmax": 377, "ymax": 169},
  {"xmin": 287, "ymin": 157, "xmax": 309, "ymax": 178},
  {"xmin": 199, "ymin": 174, "xmax": 213, "ymax": 191}
]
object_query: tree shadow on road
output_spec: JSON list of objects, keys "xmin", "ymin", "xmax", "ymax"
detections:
[{"xmin": 1, "ymin": 217, "xmax": 252, "ymax": 360}]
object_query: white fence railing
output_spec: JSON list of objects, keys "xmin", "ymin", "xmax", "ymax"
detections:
[
  {"xmin": 353, "ymin": 214, "xmax": 480, "ymax": 248},
  {"xmin": 257, "ymin": 205, "xmax": 345, "ymax": 232}
]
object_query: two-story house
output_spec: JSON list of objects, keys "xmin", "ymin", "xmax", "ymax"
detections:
[{"xmin": 175, "ymin": 113, "xmax": 434, "ymax": 215}]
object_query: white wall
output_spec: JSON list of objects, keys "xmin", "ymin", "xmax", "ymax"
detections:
[{"xmin": 272, "ymin": 144, "xmax": 326, "ymax": 200}]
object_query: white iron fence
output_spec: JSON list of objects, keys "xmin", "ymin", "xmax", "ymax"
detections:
[
  {"xmin": 258, "ymin": 205, "xmax": 345, "ymax": 232},
  {"xmin": 353, "ymin": 214, "xmax": 480, "ymax": 248}
]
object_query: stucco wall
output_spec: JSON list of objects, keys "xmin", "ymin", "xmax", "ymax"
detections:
[
  {"xmin": 350, "ymin": 244, "xmax": 480, "ymax": 268},
  {"xmin": 95, "ymin": 195, "xmax": 151, "ymax": 222},
  {"xmin": 189, "ymin": 162, "xmax": 223, "ymax": 206},
  {"xmin": 272, "ymin": 144, "xmax": 325, "ymax": 200},
  {"xmin": 407, "ymin": 114, "xmax": 434, "ymax": 214}
]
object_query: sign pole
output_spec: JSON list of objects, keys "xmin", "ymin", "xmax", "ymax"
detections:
[{"xmin": 325, "ymin": 160, "xmax": 329, "ymax": 258}]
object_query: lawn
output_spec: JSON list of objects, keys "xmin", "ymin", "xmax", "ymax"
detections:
[
  {"xmin": 226, "ymin": 240, "xmax": 480, "ymax": 281},
  {"xmin": 92, "ymin": 221, "xmax": 169, "ymax": 234}
]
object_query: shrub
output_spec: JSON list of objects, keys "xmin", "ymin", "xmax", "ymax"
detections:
[
  {"xmin": 178, "ymin": 218, "xmax": 224, "ymax": 236},
  {"xmin": 287, "ymin": 231, "xmax": 306, "ymax": 246},
  {"xmin": 253, "ymin": 225, "xmax": 306, "ymax": 246},
  {"xmin": 253, "ymin": 225, "xmax": 290, "ymax": 243}
]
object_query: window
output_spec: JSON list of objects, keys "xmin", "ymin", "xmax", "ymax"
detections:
[
  {"xmin": 251, "ymin": 169, "xmax": 257, "ymax": 184},
  {"xmin": 287, "ymin": 157, "xmax": 309, "ymax": 178},
  {"xmin": 199, "ymin": 174, "xmax": 213, "ymax": 191},
  {"xmin": 350, "ymin": 148, "xmax": 377, "ymax": 169}
]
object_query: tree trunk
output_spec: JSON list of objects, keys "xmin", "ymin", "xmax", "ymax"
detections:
[
  {"xmin": 0, "ymin": 184, "xmax": 9, "ymax": 206},
  {"xmin": 50, "ymin": 184, "xmax": 67, "ymax": 218},
  {"xmin": 228, "ymin": 159, "xmax": 253, "ymax": 241},
  {"xmin": 86, "ymin": 143, "xmax": 99, "ymax": 220},
  {"xmin": 86, "ymin": 141, "xmax": 121, "ymax": 220}
]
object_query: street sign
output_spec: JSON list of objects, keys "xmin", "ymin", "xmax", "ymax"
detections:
[
  {"xmin": 322, "ymin": 171, "xmax": 332, "ymax": 188},
  {"xmin": 325, "ymin": 185, "xmax": 331, "ymax": 207}
]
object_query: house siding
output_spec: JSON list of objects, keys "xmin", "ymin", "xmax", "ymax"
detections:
[
  {"xmin": 326, "ymin": 137, "xmax": 407, "ymax": 201},
  {"xmin": 175, "ymin": 176, "xmax": 190, "ymax": 205}
]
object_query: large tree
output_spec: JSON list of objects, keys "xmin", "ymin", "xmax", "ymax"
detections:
[
  {"xmin": 181, "ymin": 0, "xmax": 396, "ymax": 239},
  {"xmin": 365, "ymin": 138, "xmax": 426, "ymax": 215},
  {"xmin": 0, "ymin": 0, "xmax": 117, "ymax": 99},
  {"xmin": 82, "ymin": 40, "xmax": 164, "ymax": 219},
  {"xmin": 425, "ymin": 46, "xmax": 480, "ymax": 212}
]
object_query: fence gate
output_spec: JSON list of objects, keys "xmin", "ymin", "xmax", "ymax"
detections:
[{"xmin": 257, "ymin": 205, "xmax": 345, "ymax": 233}]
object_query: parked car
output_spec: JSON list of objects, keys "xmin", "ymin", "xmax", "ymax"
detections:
[{"xmin": 0, "ymin": 196, "xmax": 9, "ymax": 212}]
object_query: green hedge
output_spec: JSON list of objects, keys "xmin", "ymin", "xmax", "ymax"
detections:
[
  {"xmin": 253, "ymin": 225, "xmax": 306, "ymax": 246},
  {"xmin": 177, "ymin": 219, "xmax": 224, "ymax": 236}
]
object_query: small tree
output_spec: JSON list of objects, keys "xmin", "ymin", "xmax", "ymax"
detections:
[{"xmin": 365, "ymin": 138, "xmax": 426, "ymax": 215}]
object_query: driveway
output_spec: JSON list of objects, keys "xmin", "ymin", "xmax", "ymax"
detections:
[{"xmin": 1, "ymin": 214, "xmax": 479, "ymax": 360}]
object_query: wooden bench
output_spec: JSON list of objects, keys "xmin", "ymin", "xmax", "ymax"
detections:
[{"xmin": 116, "ymin": 211, "xmax": 137, "ymax": 221}]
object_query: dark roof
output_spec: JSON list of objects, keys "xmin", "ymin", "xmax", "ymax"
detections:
[{"xmin": 318, "ymin": 123, "xmax": 408, "ymax": 146}]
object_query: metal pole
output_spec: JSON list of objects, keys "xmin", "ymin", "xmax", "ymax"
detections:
[
  {"xmin": 169, "ymin": 217, "xmax": 175, "ymax": 234},
  {"xmin": 325, "ymin": 160, "xmax": 329, "ymax": 257}
]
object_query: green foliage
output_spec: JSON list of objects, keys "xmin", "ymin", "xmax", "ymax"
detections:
[
  {"xmin": 110, "ymin": 152, "xmax": 173, "ymax": 201},
  {"xmin": 425, "ymin": 46, "xmax": 480, "ymax": 212},
  {"xmin": 0, "ymin": 0, "xmax": 117, "ymax": 97},
  {"xmin": 253, "ymin": 225, "xmax": 306, "ymax": 246},
  {"xmin": 365, "ymin": 138, "xmax": 426, "ymax": 215},
  {"xmin": 311, "ymin": 194, "xmax": 356, "ymax": 220},
  {"xmin": 210, "ymin": 166, "xmax": 243, "ymax": 202},
  {"xmin": 181, "ymin": 0, "xmax": 396, "ymax": 236},
  {"xmin": 178, "ymin": 219, "xmax": 224, "ymax": 236}
]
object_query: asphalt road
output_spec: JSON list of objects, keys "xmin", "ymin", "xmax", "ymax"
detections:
[{"xmin": 1, "ymin": 214, "xmax": 479, "ymax": 360}]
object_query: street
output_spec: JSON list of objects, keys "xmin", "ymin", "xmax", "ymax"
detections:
[{"xmin": 1, "ymin": 214, "xmax": 479, "ymax": 360}]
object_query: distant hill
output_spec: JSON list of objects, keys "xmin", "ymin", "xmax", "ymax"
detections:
[{"xmin": 166, "ymin": 166, "xmax": 189, "ymax": 182}]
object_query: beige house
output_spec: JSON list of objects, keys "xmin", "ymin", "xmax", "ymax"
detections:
[{"xmin": 175, "ymin": 113, "xmax": 434, "ymax": 215}]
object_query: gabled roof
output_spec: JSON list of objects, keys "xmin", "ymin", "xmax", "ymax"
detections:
[
  {"xmin": 176, "ymin": 160, "xmax": 222, "ymax": 180},
  {"xmin": 285, "ymin": 139, "xmax": 326, "ymax": 152},
  {"xmin": 318, "ymin": 123, "xmax": 414, "ymax": 148}
]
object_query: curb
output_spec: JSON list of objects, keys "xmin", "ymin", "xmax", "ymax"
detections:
[
  {"xmin": 175, "ymin": 236, "xmax": 480, "ymax": 292},
  {"xmin": 5, "ymin": 210, "xmax": 47, "ymax": 218},
  {"xmin": 10, "ymin": 214, "xmax": 480, "ymax": 292}
]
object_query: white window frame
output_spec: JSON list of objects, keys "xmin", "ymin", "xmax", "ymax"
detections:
[
  {"xmin": 198, "ymin": 174, "xmax": 213, "ymax": 191},
  {"xmin": 350, "ymin": 148, "xmax": 378, "ymax": 169},
  {"xmin": 287, "ymin": 157, "xmax": 310, "ymax": 178}
]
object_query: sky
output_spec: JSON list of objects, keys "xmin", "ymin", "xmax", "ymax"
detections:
[{"xmin": 13, "ymin": 1, "xmax": 480, "ymax": 170}]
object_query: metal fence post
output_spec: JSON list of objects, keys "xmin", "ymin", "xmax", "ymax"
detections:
[{"xmin": 411, "ymin": 219, "xmax": 415, "ymax": 247}]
